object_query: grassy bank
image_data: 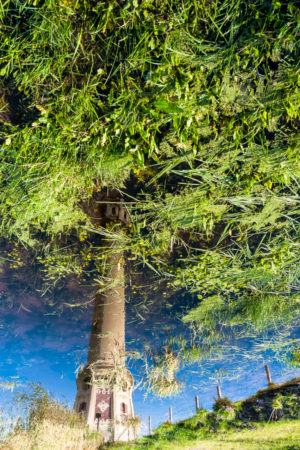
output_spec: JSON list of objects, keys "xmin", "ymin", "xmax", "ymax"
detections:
[
  {"xmin": 106, "ymin": 378, "xmax": 300, "ymax": 449},
  {"xmin": 0, "ymin": 383, "xmax": 102, "ymax": 450},
  {"xmin": 114, "ymin": 420, "xmax": 300, "ymax": 449},
  {"xmin": 131, "ymin": 420, "xmax": 300, "ymax": 450},
  {"xmin": 120, "ymin": 419, "xmax": 300, "ymax": 450},
  {"xmin": 1, "ymin": 419, "xmax": 102, "ymax": 450}
]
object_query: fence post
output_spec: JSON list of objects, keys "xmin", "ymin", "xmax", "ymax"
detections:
[
  {"xmin": 216, "ymin": 385, "xmax": 222, "ymax": 400},
  {"xmin": 169, "ymin": 407, "xmax": 173, "ymax": 423},
  {"xmin": 265, "ymin": 364, "xmax": 272, "ymax": 385},
  {"xmin": 148, "ymin": 416, "xmax": 152, "ymax": 435},
  {"xmin": 195, "ymin": 395, "xmax": 199, "ymax": 412}
]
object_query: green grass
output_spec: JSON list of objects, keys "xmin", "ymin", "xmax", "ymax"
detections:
[
  {"xmin": 203, "ymin": 420, "xmax": 300, "ymax": 449},
  {"xmin": 106, "ymin": 380, "xmax": 300, "ymax": 449},
  {"xmin": 106, "ymin": 419, "xmax": 300, "ymax": 450}
]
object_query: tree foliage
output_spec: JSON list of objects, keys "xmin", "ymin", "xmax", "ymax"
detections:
[{"xmin": 0, "ymin": 0, "xmax": 299, "ymax": 356}]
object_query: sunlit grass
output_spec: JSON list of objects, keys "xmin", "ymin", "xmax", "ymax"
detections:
[
  {"xmin": 106, "ymin": 378, "xmax": 300, "ymax": 448},
  {"xmin": 1, "ymin": 419, "xmax": 102, "ymax": 450},
  {"xmin": 0, "ymin": 383, "xmax": 102, "ymax": 450},
  {"xmin": 138, "ymin": 420, "xmax": 300, "ymax": 449}
]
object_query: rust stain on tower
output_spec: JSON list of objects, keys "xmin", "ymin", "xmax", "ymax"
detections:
[{"xmin": 74, "ymin": 191, "xmax": 136, "ymax": 442}]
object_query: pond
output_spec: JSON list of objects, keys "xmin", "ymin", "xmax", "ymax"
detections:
[{"xmin": 1, "ymin": 275, "xmax": 299, "ymax": 438}]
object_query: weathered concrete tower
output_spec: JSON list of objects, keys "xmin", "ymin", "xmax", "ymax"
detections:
[{"xmin": 74, "ymin": 197, "xmax": 135, "ymax": 442}]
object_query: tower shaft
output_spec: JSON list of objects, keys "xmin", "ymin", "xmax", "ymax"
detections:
[
  {"xmin": 87, "ymin": 246, "xmax": 125, "ymax": 368},
  {"xmin": 74, "ymin": 199, "xmax": 135, "ymax": 442}
]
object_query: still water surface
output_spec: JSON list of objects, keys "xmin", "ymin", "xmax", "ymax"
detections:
[{"xmin": 0, "ymin": 287, "xmax": 299, "ymax": 434}]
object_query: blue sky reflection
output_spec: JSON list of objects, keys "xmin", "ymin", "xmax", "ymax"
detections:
[{"xmin": 0, "ymin": 290, "xmax": 299, "ymax": 434}]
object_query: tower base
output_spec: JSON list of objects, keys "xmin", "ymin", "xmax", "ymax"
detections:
[{"xmin": 73, "ymin": 366, "xmax": 136, "ymax": 442}]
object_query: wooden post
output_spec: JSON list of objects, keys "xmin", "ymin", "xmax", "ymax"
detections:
[
  {"xmin": 216, "ymin": 385, "xmax": 222, "ymax": 400},
  {"xmin": 148, "ymin": 416, "xmax": 152, "ymax": 435},
  {"xmin": 195, "ymin": 395, "xmax": 199, "ymax": 411},
  {"xmin": 265, "ymin": 364, "xmax": 272, "ymax": 385},
  {"xmin": 169, "ymin": 407, "xmax": 173, "ymax": 423}
]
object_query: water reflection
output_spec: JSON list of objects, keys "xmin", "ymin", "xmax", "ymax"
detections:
[
  {"xmin": 0, "ymin": 216, "xmax": 299, "ymax": 440},
  {"xmin": 1, "ymin": 285, "xmax": 299, "ymax": 435}
]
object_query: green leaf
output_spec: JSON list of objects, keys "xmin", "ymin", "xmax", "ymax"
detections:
[{"xmin": 154, "ymin": 99, "xmax": 184, "ymax": 114}]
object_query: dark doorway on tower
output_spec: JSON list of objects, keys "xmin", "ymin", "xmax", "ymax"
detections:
[
  {"xmin": 121, "ymin": 402, "xmax": 127, "ymax": 414},
  {"xmin": 96, "ymin": 412, "xmax": 102, "ymax": 431},
  {"xmin": 79, "ymin": 402, "xmax": 86, "ymax": 413},
  {"xmin": 120, "ymin": 402, "xmax": 127, "ymax": 423}
]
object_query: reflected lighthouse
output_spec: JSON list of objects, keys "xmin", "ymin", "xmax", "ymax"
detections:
[{"xmin": 74, "ymin": 196, "xmax": 135, "ymax": 442}]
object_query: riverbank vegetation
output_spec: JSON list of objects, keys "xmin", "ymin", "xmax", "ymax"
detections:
[
  {"xmin": 1, "ymin": 378, "xmax": 299, "ymax": 449},
  {"xmin": 0, "ymin": 0, "xmax": 299, "ymax": 384},
  {"xmin": 0, "ymin": 383, "xmax": 102, "ymax": 449},
  {"xmin": 106, "ymin": 377, "xmax": 300, "ymax": 449}
]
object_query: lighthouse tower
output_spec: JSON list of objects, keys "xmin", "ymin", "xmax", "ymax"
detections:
[{"xmin": 74, "ymin": 198, "xmax": 135, "ymax": 442}]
